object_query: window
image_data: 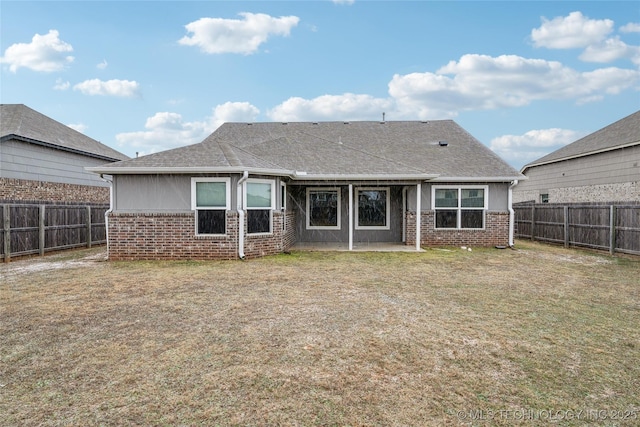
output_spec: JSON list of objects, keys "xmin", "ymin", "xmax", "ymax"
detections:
[
  {"xmin": 244, "ymin": 179, "xmax": 275, "ymax": 234},
  {"xmin": 540, "ymin": 193, "xmax": 549, "ymax": 203},
  {"xmin": 356, "ymin": 187, "xmax": 390, "ymax": 230},
  {"xmin": 306, "ymin": 188, "xmax": 341, "ymax": 229},
  {"xmin": 191, "ymin": 178, "xmax": 230, "ymax": 235},
  {"xmin": 433, "ymin": 186, "xmax": 487, "ymax": 229}
]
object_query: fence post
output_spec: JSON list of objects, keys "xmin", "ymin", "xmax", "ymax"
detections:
[
  {"xmin": 609, "ymin": 205, "xmax": 616, "ymax": 256},
  {"xmin": 530, "ymin": 205, "xmax": 536, "ymax": 241},
  {"xmin": 86, "ymin": 206, "xmax": 92, "ymax": 248},
  {"xmin": 3, "ymin": 205, "xmax": 10, "ymax": 262},
  {"xmin": 39, "ymin": 205, "xmax": 46, "ymax": 256},
  {"xmin": 564, "ymin": 205, "xmax": 569, "ymax": 248}
]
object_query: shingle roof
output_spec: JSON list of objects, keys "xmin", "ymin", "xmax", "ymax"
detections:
[
  {"xmin": 522, "ymin": 110, "xmax": 640, "ymax": 171},
  {"xmin": 1, "ymin": 104, "xmax": 129, "ymax": 161},
  {"xmin": 90, "ymin": 120, "xmax": 522, "ymax": 181}
]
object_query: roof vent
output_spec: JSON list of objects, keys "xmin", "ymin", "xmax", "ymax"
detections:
[
  {"xmin": 438, "ymin": 140, "xmax": 448, "ymax": 147},
  {"xmin": 282, "ymin": 122, "xmax": 288, "ymax": 125}
]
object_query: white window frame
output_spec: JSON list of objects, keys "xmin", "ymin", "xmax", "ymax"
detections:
[
  {"xmin": 355, "ymin": 187, "xmax": 391, "ymax": 230},
  {"xmin": 431, "ymin": 185, "xmax": 488, "ymax": 230},
  {"xmin": 306, "ymin": 187, "xmax": 341, "ymax": 230},
  {"xmin": 243, "ymin": 178, "xmax": 276, "ymax": 235},
  {"xmin": 191, "ymin": 177, "xmax": 231, "ymax": 235}
]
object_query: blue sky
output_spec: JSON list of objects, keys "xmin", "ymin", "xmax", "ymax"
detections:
[{"xmin": 1, "ymin": 1, "xmax": 639, "ymax": 170}]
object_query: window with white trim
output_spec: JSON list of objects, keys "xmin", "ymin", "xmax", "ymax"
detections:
[
  {"xmin": 432, "ymin": 186, "xmax": 487, "ymax": 229},
  {"xmin": 244, "ymin": 179, "xmax": 275, "ymax": 234},
  {"xmin": 306, "ymin": 188, "xmax": 341, "ymax": 229},
  {"xmin": 356, "ymin": 187, "xmax": 390, "ymax": 230},
  {"xmin": 191, "ymin": 178, "xmax": 230, "ymax": 235}
]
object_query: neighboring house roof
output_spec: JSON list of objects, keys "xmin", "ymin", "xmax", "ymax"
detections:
[
  {"xmin": 89, "ymin": 120, "xmax": 522, "ymax": 182},
  {"xmin": 521, "ymin": 110, "xmax": 640, "ymax": 173},
  {"xmin": 1, "ymin": 104, "xmax": 129, "ymax": 162}
]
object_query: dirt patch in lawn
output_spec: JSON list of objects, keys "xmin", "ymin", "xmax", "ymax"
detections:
[{"xmin": 1, "ymin": 241, "xmax": 639, "ymax": 426}]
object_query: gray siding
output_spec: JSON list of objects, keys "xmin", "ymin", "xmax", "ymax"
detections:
[
  {"xmin": 112, "ymin": 174, "xmax": 286, "ymax": 213},
  {"xmin": 406, "ymin": 182, "xmax": 510, "ymax": 211},
  {"xmin": 514, "ymin": 145, "xmax": 640, "ymax": 203},
  {"xmin": 1, "ymin": 139, "xmax": 111, "ymax": 187},
  {"xmin": 113, "ymin": 175, "xmax": 192, "ymax": 212}
]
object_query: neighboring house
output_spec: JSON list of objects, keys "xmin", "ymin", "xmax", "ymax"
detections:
[
  {"xmin": 1, "ymin": 104, "xmax": 129, "ymax": 204},
  {"xmin": 514, "ymin": 110, "xmax": 640, "ymax": 204},
  {"xmin": 88, "ymin": 120, "xmax": 524, "ymax": 260}
]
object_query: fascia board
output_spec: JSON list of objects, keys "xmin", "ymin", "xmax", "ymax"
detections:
[
  {"xmin": 86, "ymin": 166, "xmax": 440, "ymax": 181},
  {"xmin": 431, "ymin": 176, "xmax": 527, "ymax": 182},
  {"xmin": 290, "ymin": 173, "xmax": 440, "ymax": 181},
  {"xmin": 85, "ymin": 166, "xmax": 297, "ymax": 176},
  {"xmin": 4, "ymin": 134, "xmax": 124, "ymax": 162}
]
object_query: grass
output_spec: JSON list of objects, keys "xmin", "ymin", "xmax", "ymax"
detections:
[{"xmin": 1, "ymin": 240, "xmax": 639, "ymax": 426}]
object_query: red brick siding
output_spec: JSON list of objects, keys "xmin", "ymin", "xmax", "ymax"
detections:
[
  {"xmin": 406, "ymin": 210, "xmax": 510, "ymax": 247},
  {"xmin": 0, "ymin": 178, "xmax": 109, "ymax": 204},
  {"xmin": 107, "ymin": 210, "xmax": 297, "ymax": 261}
]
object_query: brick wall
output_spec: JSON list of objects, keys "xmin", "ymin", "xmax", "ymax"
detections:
[
  {"xmin": 0, "ymin": 178, "xmax": 109, "ymax": 204},
  {"xmin": 107, "ymin": 210, "xmax": 297, "ymax": 261},
  {"xmin": 406, "ymin": 210, "xmax": 510, "ymax": 248}
]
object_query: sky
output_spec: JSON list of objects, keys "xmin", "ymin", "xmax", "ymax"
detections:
[{"xmin": 1, "ymin": 1, "xmax": 639, "ymax": 170}]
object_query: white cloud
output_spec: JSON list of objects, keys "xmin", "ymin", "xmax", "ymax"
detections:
[
  {"xmin": 178, "ymin": 12, "xmax": 299, "ymax": 54},
  {"xmin": 579, "ymin": 37, "xmax": 640, "ymax": 64},
  {"xmin": 332, "ymin": 0, "xmax": 355, "ymax": 5},
  {"xmin": 531, "ymin": 11, "xmax": 613, "ymax": 49},
  {"xmin": 266, "ymin": 53, "xmax": 639, "ymax": 123},
  {"xmin": 97, "ymin": 59, "xmax": 108, "ymax": 69},
  {"xmin": 73, "ymin": 79, "xmax": 141, "ymax": 97},
  {"xmin": 388, "ymin": 54, "xmax": 640, "ymax": 115},
  {"xmin": 0, "ymin": 30, "xmax": 74, "ymax": 73},
  {"xmin": 116, "ymin": 102, "xmax": 259, "ymax": 155},
  {"xmin": 620, "ymin": 23, "xmax": 640, "ymax": 33},
  {"xmin": 268, "ymin": 93, "xmax": 393, "ymax": 122},
  {"xmin": 489, "ymin": 128, "xmax": 585, "ymax": 168},
  {"xmin": 67, "ymin": 123, "xmax": 88, "ymax": 134},
  {"xmin": 53, "ymin": 78, "xmax": 70, "ymax": 91}
]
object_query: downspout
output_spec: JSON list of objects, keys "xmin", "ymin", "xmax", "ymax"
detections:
[
  {"xmin": 508, "ymin": 180, "xmax": 518, "ymax": 248},
  {"xmin": 100, "ymin": 174, "xmax": 113, "ymax": 259},
  {"xmin": 237, "ymin": 171, "xmax": 249, "ymax": 259}
]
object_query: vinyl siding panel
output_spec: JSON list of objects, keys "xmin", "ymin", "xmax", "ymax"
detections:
[
  {"xmin": 1, "ymin": 139, "xmax": 110, "ymax": 186},
  {"xmin": 516, "ymin": 145, "xmax": 640, "ymax": 192},
  {"xmin": 113, "ymin": 175, "xmax": 193, "ymax": 212}
]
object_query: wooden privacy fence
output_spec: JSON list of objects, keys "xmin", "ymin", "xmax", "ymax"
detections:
[
  {"xmin": 514, "ymin": 202, "xmax": 640, "ymax": 256},
  {"xmin": 1, "ymin": 203, "xmax": 109, "ymax": 262}
]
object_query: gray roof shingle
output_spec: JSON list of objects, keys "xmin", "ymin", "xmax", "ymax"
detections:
[
  {"xmin": 1, "ymin": 104, "xmax": 129, "ymax": 161},
  {"xmin": 91, "ymin": 120, "xmax": 521, "ymax": 180},
  {"xmin": 523, "ymin": 110, "xmax": 640, "ymax": 170}
]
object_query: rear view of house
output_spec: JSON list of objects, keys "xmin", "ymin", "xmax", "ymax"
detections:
[
  {"xmin": 514, "ymin": 110, "xmax": 640, "ymax": 204},
  {"xmin": 89, "ymin": 120, "xmax": 524, "ymax": 260},
  {"xmin": 1, "ymin": 104, "xmax": 129, "ymax": 204}
]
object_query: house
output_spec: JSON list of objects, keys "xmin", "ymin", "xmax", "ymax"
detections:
[
  {"xmin": 513, "ymin": 110, "xmax": 640, "ymax": 204},
  {"xmin": 88, "ymin": 120, "xmax": 524, "ymax": 260},
  {"xmin": 1, "ymin": 104, "xmax": 129, "ymax": 204}
]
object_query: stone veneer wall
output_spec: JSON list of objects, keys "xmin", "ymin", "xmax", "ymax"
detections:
[
  {"xmin": 405, "ymin": 211, "xmax": 510, "ymax": 248},
  {"xmin": 107, "ymin": 210, "xmax": 295, "ymax": 261},
  {"xmin": 0, "ymin": 178, "xmax": 109, "ymax": 204},
  {"xmin": 513, "ymin": 181, "xmax": 640, "ymax": 204}
]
